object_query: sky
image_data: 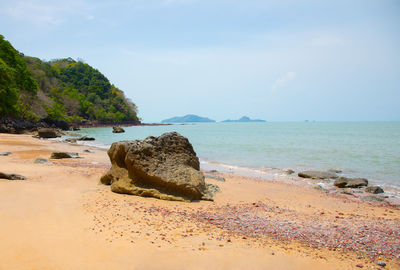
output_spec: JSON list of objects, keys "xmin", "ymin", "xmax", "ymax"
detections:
[{"xmin": 1, "ymin": 0, "xmax": 399, "ymax": 122}]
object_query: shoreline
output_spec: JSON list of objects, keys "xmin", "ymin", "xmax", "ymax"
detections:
[{"xmin": 1, "ymin": 133, "xmax": 399, "ymax": 269}]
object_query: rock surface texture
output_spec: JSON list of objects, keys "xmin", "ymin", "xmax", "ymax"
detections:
[
  {"xmin": 101, "ymin": 132, "xmax": 216, "ymax": 202},
  {"xmin": 298, "ymin": 171, "xmax": 338, "ymax": 179}
]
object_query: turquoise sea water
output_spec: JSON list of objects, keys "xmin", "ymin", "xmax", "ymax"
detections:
[{"xmin": 77, "ymin": 122, "xmax": 400, "ymax": 189}]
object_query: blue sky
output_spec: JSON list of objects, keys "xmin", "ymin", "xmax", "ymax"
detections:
[{"xmin": 1, "ymin": 0, "xmax": 399, "ymax": 122}]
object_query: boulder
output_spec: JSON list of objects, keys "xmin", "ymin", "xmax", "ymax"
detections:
[
  {"xmin": 50, "ymin": 152, "xmax": 80, "ymax": 159},
  {"xmin": 283, "ymin": 169, "xmax": 295, "ymax": 175},
  {"xmin": 298, "ymin": 170, "xmax": 338, "ymax": 179},
  {"xmin": 0, "ymin": 172, "xmax": 26, "ymax": 180},
  {"xmin": 38, "ymin": 128, "xmax": 60, "ymax": 138},
  {"xmin": 112, "ymin": 127, "xmax": 125, "ymax": 133},
  {"xmin": 100, "ymin": 132, "xmax": 216, "ymax": 202},
  {"xmin": 334, "ymin": 177, "xmax": 368, "ymax": 188},
  {"xmin": 34, "ymin": 158, "xmax": 53, "ymax": 164},
  {"xmin": 0, "ymin": 152, "xmax": 12, "ymax": 156},
  {"xmin": 365, "ymin": 186, "xmax": 384, "ymax": 194}
]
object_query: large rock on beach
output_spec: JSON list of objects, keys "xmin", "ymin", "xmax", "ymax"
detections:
[
  {"xmin": 101, "ymin": 132, "xmax": 215, "ymax": 202},
  {"xmin": 334, "ymin": 177, "xmax": 368, "ymax": 188},
  {"xmin": 112, "ymin": 127, "xmax": 125, "ymax": 133},
  {"xmin": 38, "ymin": 128, "xmax": 61, "ymax": 138},
  {"xmin": 0, "ymin": 172, "xmax": 26, "ymax": 180},
  {"xmin": 50, "ymin": 152, "xmax": 80, "ymax": 159},
  {"xmin": 298, "ymin": 170, "xmax": 338, "ymax": 179}
]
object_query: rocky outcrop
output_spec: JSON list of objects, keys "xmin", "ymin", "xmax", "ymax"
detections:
[
  {"xmin": 0, "ymin": 117, "xmax": 69, "ymax": 134},
  {"xmin": 0, "ymin": 172, "xmax": 26, "ymax": 180},
  {"xmin": 334, "ymin": 177, "xmax": 368, "ymax": 188},
  {"xmin": 298, "ymin": 170, "xmax": 338, "ymax": 179},
  {"xmin": 38, "ymin": 128, "xmax": 61, "ymax": 138},
  {"xmin": 101, "ymin": 132, "xmax": 216, "ymax": 202},
  {"xmin": 365, "ymin": 186, "xmax": 384, "ymax": 194},
  {"xmin": 50, "ymin": 152, "xmax": 80, "ymax": 159},
  {"xmin": 112, "ymin": 127, "xmax": 125, "ymax": 133}
]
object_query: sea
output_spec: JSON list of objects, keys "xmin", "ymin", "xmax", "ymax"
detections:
[{"xmin": 74, "ymin": 122, "xmax": 400, "ymax": 193}]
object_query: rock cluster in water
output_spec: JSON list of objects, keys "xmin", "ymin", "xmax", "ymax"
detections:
[{"xmin": 101, "ymin": 132, "xmax": 217, "ymax": 202}]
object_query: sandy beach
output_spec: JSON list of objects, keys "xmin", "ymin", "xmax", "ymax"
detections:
[{"xmin": 0, "ymin": 134, "xmax": 399, "ymax": 270}]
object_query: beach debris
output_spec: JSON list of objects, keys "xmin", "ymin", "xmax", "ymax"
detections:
[
  {"xmin": 50, "ymin": 152, "xmax": 80, "ymax": 159},
  {"xmin": 298, "ymin": 170, "xmax": 338, "ymax": 179},
  {"xmin": 204, "ymin": 174, "xmax": 226, "ymax": 182},
  {"xmin": 83, "ymin": 149, "xmax": 94, "ymax": 153},
  {"xmin": 334, "ymin": 177, "xmax": 368, "ymax": 188},
  {"xmin": 0, "ymin": 172, "xmax": 26, "ymax": 180},
  {"xmin": 0, "ymin": 152, "xmax": 12, "ymax": 156},
  {"xmin": 365, "ymin": 186, "xmax": 384, "ymax": 194},
  {"xmin": 209, "ymin": 169, "xmax": 218, "ymax": 173},
  {"xmin": 38, "ymin": 128, "xmax": 61, "ymax": 138},
  {"xmin": 101, "ymin": 132, "xmax": 217, "ymax": 202},
  {"xmin": 356, "ymin": 263, "xmax": 364, "ymax": 268},
  {"xmin": 112, "ymin": 126, "xmax": 125, "ymax": 133},
  {"xmin": 77, "ymin": 136, "xmax": 95, "ymax": 141},
  {"xmin": 376, "ymin": 261, "xmax": 386, "ymax": 267},
  {"xmin": 34, "ymin": 158, "xmax": 53, "ymax": 164}
]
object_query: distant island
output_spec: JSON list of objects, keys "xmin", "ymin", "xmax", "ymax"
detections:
[
  {"xmin": 221, "ymin": 116, "xmax": 266, "ymax": 123},
  {"xmin": 161, "ymin": 114, "xmax": 216, "ymax": 123}
]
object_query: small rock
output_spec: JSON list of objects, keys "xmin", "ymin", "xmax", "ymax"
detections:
[
  {"xmin": 365, "ymin": 186, "xmax": 384, "ymax": 194},
  {"xmin": 34, "ymin": 158, "xmax": 53, "ymax": 164},
  {"xmin": 77, "ymin": 136, "xmax": 95, "ymax": 141},
  {"xmin": 64, "ymin": 138, "xmax": 77, "ymax": 143},
  {"xmin": 204, "ymin": 174, "xmax": 226, "ymax": 182},
  {"xmin": 38, "ymin": 128, "xmax": 61, "ymax": 138},
  {"xmin": 112, "ymin": 127, "xmax": 125, "ymax": 133},
  {"xmin": 50, "ymin": 152, "xmax": 80, "ymax": 159},
  {"xmin": 334, "ymin": 177, "xmax": 368, "ymax": 188},
  {"xmin": 376, "ymin": 261, "xmax": 386, "ymax": 267},
  {"xmin": 282, "ymin": 169, "xmax": 295, "ymax": 175},
  {"xmin": 83, "ymin": 149, "xmax": 94, "ymax": 153},
  {"xmin": 209, "ymin": 170, "xmax": 218, "ymax": 173},
  {"xmin": 0, "ymin": 172, "xmax": 26, "ymax": 180},
  {"xmin": 0, "ymin": 152, "xmax": 12, "ymax": 156},
  {"xmin": 356, "ymin": 263, "xmax": 364, "ymax": 268},
  {"xmin": 328, "ymin": 169, "xmax": 342, "ymax": 173},
  {"xmin": 71, "ymin": 126, "xmax": 80, "ymax": 131},
  {"xmin": 298, "ymin": 170, "xmax": 338, "ymax": 179}
]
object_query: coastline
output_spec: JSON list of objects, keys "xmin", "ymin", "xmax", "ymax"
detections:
[{"xmin": 0, "ymin": 133, "xmax": 399, "ymax": 269}]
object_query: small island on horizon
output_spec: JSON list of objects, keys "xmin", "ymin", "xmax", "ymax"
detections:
[
  {"xmin": 161, "ymin": 114, "xmax": 216, "ymax": 123},
  {"xmin": 221, "ymin": 116, "xmax": 266, "ymax": 123}
]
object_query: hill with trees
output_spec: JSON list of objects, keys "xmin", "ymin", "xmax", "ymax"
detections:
[{"xmin": 0, "ymin": 35, "xmax": 139, "ymax": 125}]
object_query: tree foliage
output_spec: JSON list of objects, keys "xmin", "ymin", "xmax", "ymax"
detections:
[{"xmin": 0, "ymin": 35, "xmax": 139, "ymax": 123}]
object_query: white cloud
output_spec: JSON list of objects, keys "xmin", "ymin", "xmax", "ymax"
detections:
[
  {"xmin": 271, "ymin": 71, "xmax": 296, "ymax": 92},
  {"xmin": 3, "ymin": 0, "xmax": 88, "ymax": 27}
]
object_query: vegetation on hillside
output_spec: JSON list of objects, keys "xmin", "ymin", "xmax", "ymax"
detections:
[{"xmin": 0, "ymin": 35, "xmax": 139, "ymax": 124}]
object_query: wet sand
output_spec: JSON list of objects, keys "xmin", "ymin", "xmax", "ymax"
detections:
[{"xmin": 0, "ymin": 134, "xmax": 399, "ymax": 270}]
